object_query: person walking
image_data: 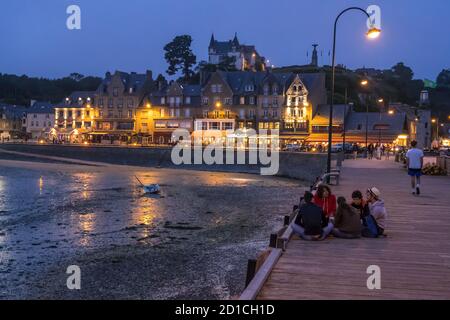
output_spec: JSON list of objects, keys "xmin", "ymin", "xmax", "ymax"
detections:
[{"xmin": 406, "ymin": 140, "xmax": 424, "ymax": 195}]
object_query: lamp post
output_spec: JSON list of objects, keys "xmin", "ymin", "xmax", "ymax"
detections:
[
  {"xmin": 360, "ymin": 80, "xmax": 370, "ymax": 157},
  {"xmin": 327, "ymin": 7, "xmax": 380, "ymax": 175}
]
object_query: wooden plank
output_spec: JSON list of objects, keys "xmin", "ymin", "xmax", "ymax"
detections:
[{"xmin": 239, "ymin": 249, "xmax": 282, "ymax": 300}]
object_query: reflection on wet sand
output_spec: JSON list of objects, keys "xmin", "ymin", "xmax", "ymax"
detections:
[{"xmin": 0, "ymin": 159, "xmax": 301, "ymax": 299}]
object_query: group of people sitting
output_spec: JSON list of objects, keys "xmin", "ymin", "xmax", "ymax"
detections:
[{"xmin": 292, "ymin": 185, "xmax": 387, "ymax": 241}]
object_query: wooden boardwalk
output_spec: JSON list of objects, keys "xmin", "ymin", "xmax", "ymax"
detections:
[{"xmin": 257, "ymin": 159, "xmax": 450, "ymax": 300}]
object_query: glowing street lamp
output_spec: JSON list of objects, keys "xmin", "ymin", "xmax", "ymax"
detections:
[
  {"xmin": 388, "ymin": 110, "xmax": 395, "ymax": 115},
  {"xmin": 327, "ymin": 7, "xmax": 381, "ymax": 175},
  {"xmin": 361, "ymin": 80, "xmax": 369, "ymax": 86},
  {"xmin": 367, "ymin": 27, "xmax": 382, "ymax": 39}
]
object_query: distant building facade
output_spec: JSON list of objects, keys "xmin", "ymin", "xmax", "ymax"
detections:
[
  {"xmin": 26, "ymin": 102, "xmax": 55, "ymax": 139},
  {"xmin": 208, "ymin": 33, "xmax": 266, "ymax": 71},
  {"xmin": 0, "ymin": 104, "xmax": 27, "ymax": 140}
]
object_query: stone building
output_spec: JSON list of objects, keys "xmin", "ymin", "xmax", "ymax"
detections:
[
  {"xmin": 208, "ymin": 33, "xmax": 266, "ymax": 71},
  {"xmin": 0, "ymin": 104, "xmax": 27, "ymax": 140},
  {"xmin": 26, "ymin": 102, "xmax": 55, "ymax": 139},
  {"xmin": 53, "ymin": 91, "xmax": 96, "ymax": 143},
  {"xmin": 93, "ymin": 70, "xmax": 154, "ymax": 142}
]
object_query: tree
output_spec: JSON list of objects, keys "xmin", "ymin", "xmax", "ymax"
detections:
[
  {"xmin": 437, "ymin": 69, "xmax": 450, "ymax": 89},
  {"xmin": 390, "ymin": 62, "xmax": 414, "ymax": 82},
  {"xmin": 69, "ymin": 73, "xmax": 84, "ymax": 82},
  {"xmin": 163, "ymin": 35, "xmax": 197, "ymax": 82}
]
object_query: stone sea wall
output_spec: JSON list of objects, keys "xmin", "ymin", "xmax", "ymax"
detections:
[{"xmin": 0, "ymin": 144, "xmax": 328, "ymax": 183}]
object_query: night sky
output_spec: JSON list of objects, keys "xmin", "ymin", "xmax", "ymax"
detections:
[{"xmin": 1, "ymin": 0, "xmax": 448, "ymax": 80}]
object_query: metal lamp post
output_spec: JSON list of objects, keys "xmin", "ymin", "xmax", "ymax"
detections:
[{"xmin": 327, "ymin": 7, "xmax": 381, "ymax": 175}]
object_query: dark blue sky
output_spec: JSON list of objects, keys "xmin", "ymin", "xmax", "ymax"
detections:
[{"xmin": 1, "ymin": 0, "xmax": 448, "ymax": 80}]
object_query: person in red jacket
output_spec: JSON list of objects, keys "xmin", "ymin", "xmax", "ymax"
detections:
[{"xmin": 313, "ymin": 184, "xmax": 337, "ymax": 218}]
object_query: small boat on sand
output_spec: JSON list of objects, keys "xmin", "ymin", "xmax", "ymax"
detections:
[{"xmin": 135, "ymin": 176, "xmax": 161, "ymax": 194}]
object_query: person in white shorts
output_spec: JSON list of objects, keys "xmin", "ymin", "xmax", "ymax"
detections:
[{"xmin": 406, "ymin": 141, "xmax": 424, "ymax": 195}]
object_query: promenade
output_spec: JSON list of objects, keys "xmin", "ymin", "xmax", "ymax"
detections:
[{"xmin": 257, "ymin": 158, "xmax": 450, "ymax": 300}]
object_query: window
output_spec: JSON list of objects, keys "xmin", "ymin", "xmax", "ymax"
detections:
[
  {"xmin": 85, "ymin": 121, "xmax": 91, "ymax": 128},
  {"xmin": 128, "ymin": 98, "xmax": 133, "ymax": 107},
  {"xmin": 185, "ymin": 109, "xmax": 191, "ymax": 117},
  {"xmin": 117, "ymin": 98, "xmax": 123, "ymax": 108},
  {"xmin": 245, "ymin": 85, "xmax": 254, "ymax": 92},
  {"xmin": 249, "ymin": 96, "xmax": 255, "ymax": 105},
  {"xmin": 263, "ymin": 97, "xmax": 269, "ymax": 107},
  {"xmin": 225, "ymin": 97, "xmax": 232, "ymax": 105},
  {"xmin": 185, "ymin": 96, "xmax": 191, "ymax": 104},
  {"xmin": 76, "ymin": 111, "xmax": 81, "ymax": 118},
  {"xmin": 98, "ymin": 98, "xmax": 104, "ymax": 107},
  {"xmin": 169, "ymin": 97, "xmax": 175, "ymax": 106},
  {"xmin": 86, "ymin": 111, "xmax": 90, "ymax": 117},
  {"xmin": 203, "ymin": 110, "xmax": 209, "ymax": 118},
  {"xmin": 113, "ymin": 87, "xmax": 119, "ymax": 97},
  {"xmin": 239, "ymin": 109, "xmax": 245, "ymax": 118},
  {"xmin": 68, "ymin": 111, "xmax": 73, "ymax": 118},
  {"xmin": 249, "ymin": 110, "xmax": 255, "ymax": 117},
  {"xmin": 108, "ymin": 111, "xmax": 113, "ymax": 118},
  {"xmin": 175, "ymin": 97, "xmax": 181, "ymax": 106},
  {"xmin": 33, "ymin": 114, "xmax": 37, "ymax": 118},
  {"xmin": 76, "ymin": 122, "xmax": 82, "ymax": 128},
  {"xmin": 118, "ymin": 110, "xmax": 123, "ymax": 118},
  {"xmin": 170, "ymin": 109, "xmax": 175, "ymax": 117},
  {"xmin": 201, "ymin": 122, "xmax": 208, "ymax": 130},
  {"xmin": 225, "ymin": 110, "xmax": 230, "ymax": 118},
  {"xmin": 273, "ymin": 85, "xmax": 278, "ymax": 95},
  {"xmin": 161, "ymin": 97, "xmax": 166, "ymax": 105},
  {"xmin": 202, "ymin": 97, "xmax": 209, "ymax": 105},
  {"xmin": 210, "ymin": 122, "xmax": 220, "ymax": 130},
  {"xmin": 108, "ymin": 99, "xmax": 113, "ymax": 108},
  {"xmin": 263, "ymin": 85, "xmax": 269, "ymax": 96},
  {"xmin": 214, "ymin": 111, "xmax": 219, "ymax": 118},
  {"xmin": 128, "ymin": 110, "xmax": 133, "ymax": 118},
  {"xmin": 240, "ymin": 97, "xmax": 245, "ymax": 105},
  {"xmin": 211, "ymin": 84, "xmax": 222, "ymax": 93},
  {"xmin": 273, "ymin": 97, "xmax": 278, "ymax": 106},
  {"xmin": 263, "ymin": 110, "xmax": 268, "ymax": 117},
  {"xmin": 59, "ymin": 111, "xmax": 64, "ymax": 118},
  {"xmin": 160, "ymin": 109, "xmax": 165, "ymax": 117},
  {"xmin": 273, "ymin": 110, "xmax": 278, "ymax": 117},
  {"xmin": 31, "ymin": 121, "xmax": 34, "ymax": 127},
  {"xmin": 223, "ymin": 122, "xmax": 233, "ymax": 130}
]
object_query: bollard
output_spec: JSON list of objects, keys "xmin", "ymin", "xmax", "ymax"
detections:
[
  {"xmin": 269, "ymin": 233, "xmax": 278, "ymax": 248},
  {"xmin": 245, "ymin": 259, "xmax": 257, "ymax": 287}
]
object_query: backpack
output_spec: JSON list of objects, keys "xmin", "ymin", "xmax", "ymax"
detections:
[{"xmin": 362, "ymin": 214, "xmax": 379, "ymax": 238}]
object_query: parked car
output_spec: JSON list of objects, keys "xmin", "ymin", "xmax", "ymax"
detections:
[
  {"xmin": 331, "ymin": 143, "xmax": 353, "ymax": 153},
  {"xmin": 283, "ymin": 144, "xmax": 302, "ymax": 152}
]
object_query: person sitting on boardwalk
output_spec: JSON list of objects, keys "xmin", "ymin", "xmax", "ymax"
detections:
[
  {"xmin": 350, "ymin": 190, "xmax": 370, "ymax": 219},
  {"xmin": 362, "ymin": 187, "xmax": 387, "ymax": 238},
  {"xmin": 332, "ymin": 197, "xmax": 362, "ymax": 239},
  {"xmin": 313, "ymin": 184, "xmax": 337, "ymax": 219},
  {"xmin": 292, "ymin": 191, "xmax": 333, "ymax": 241}
]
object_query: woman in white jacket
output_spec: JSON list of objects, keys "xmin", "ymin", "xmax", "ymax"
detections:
[{"xmin": 366, "ymin": 187, "xmax": 387, "ymax": 236}]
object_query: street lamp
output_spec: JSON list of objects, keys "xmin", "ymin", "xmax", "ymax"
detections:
[
  {"xmin": 360, "ymin": 79, "xmax": 370, "ymax": 156},
  {"xmin": 327, "ymin": 7, "xmax": 380, "ymax": 176}
]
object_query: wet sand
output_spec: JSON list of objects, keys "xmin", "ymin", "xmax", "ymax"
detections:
[{"xmin": 0, "ymin": 156, "xmax": 303, "ymax": 299}]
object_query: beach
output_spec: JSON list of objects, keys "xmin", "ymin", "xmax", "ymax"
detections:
[{"xmin": 0, "ymin": 155, "xmax": 302, "ymax": 299}]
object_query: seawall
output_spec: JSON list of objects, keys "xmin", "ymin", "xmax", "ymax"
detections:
[{"xmin": 0, "ymin": 144, "xmax": 328, "ymax": 183}]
